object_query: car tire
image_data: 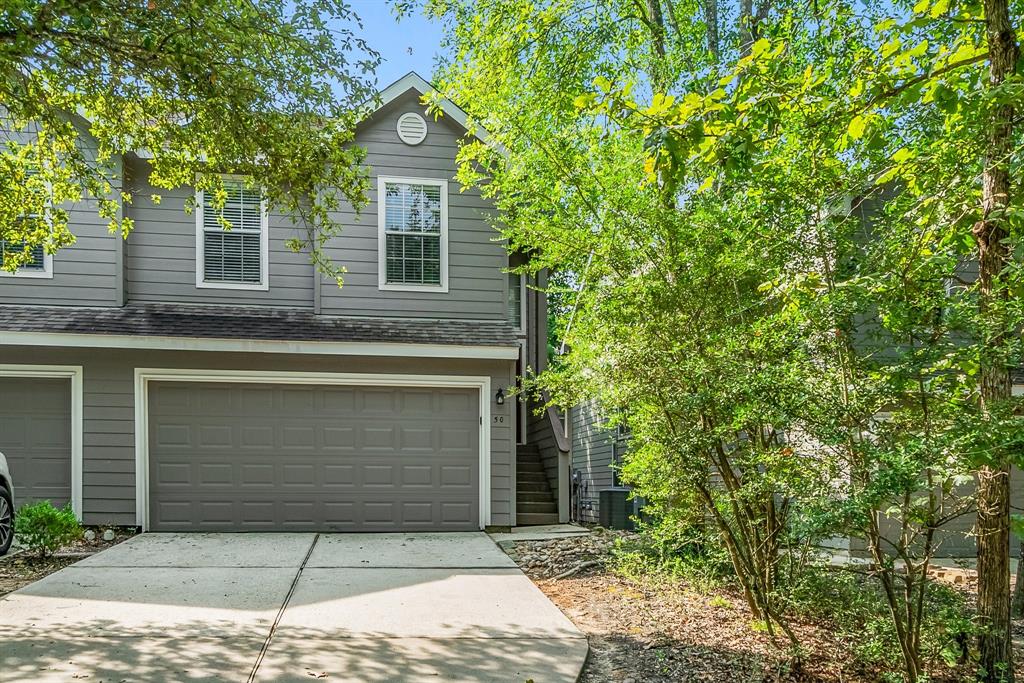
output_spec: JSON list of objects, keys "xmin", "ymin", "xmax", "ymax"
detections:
[{"xmin": 0, "ymin": 485, "xmax": 13, "ymax": 556}]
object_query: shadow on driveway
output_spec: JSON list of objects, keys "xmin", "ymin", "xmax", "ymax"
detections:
[{"xmin": 0, "ymin": 532, "xmax": 588, "ymax": 682}]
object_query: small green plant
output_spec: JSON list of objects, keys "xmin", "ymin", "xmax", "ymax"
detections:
[
  {"xmin": 709, "ymin": 595, "xmax": 732, "ymax": 610},
  {"xmin": 609, "ymin": 520, "xmax": 734, "ymax": 592},
  {"xmin": 15, "ymin": 501, "xmax": 82, "ymax": 558}
]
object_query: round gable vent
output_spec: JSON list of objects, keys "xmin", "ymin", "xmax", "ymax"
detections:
[{"xmin": 396, "ymin": 112, "xmax": 428, "ymax": 145}]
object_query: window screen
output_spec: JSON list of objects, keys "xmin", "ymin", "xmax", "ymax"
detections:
[
  {"xmin": 508, "ymin": 273, "xmax": 523, "ymax": 327},
  {"xmin": 383, "ymin": 181, "xmax": 443, "ymax": 285},
  {"xmin": 0, "ymin": 241, "xmax": 45, "ymax": 270},
  {"xmin": 202, "ymin": 180, "xmax": 263, "ymax": 284}
]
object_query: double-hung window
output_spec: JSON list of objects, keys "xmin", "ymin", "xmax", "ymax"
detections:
[
  {"xmin": 378, "ymin": 177, "xmax": 448, "ymax": 291},
  {"xmin": 507, "ymin": 272, "xmax": 525, "ymax": 330},
  {"xmin": 1, "ymin": 168, "xmax": 53, "ymax": 279},
  {"xmin": 196, "ymin": 176, "xmax": 268, "ymax": 290}
]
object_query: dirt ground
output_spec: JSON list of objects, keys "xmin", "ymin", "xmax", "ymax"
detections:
[
  {"xmin": 504, "ymin": 532, "xmax": 1024, "ymax": 683},
  {"xmin": 0, "ymin": 528, "xmax": 135, "ymax": 597}
]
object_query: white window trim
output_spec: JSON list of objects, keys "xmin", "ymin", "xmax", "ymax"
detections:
[
  {"xmin": 377, "ymin": 175, "xmax": 449, "ymax": 293},
  {"xmin": 0, "ymin": 365, "xmax": 83, "ymax": 520},
  {"xmin": 195, "ymin": 175, "xmax": 270, "ymax": 291},
  {"xmin": 133, "ymin": 368, "xmax": 491, "ymax": 531}
]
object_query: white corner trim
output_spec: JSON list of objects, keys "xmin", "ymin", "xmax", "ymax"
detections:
[
  {"xmin": 0, "ymin": 251, "xmax": 53, "ymax": 279},
  {"xmin": 0, "ymin": 330, "xmax": 519, "ymax": 360},
  {"xmin": 195, "ymin": 178, "xmax": 270, "ymax": 292},
  {"xmin": 377, "ymin": 175, "xmax": 449, "ymax": 293},
  {"xmin": 133, "ymin": 368, "xmax": 492, "ymax": 531},
  {"xmin": 0, "ymin": 365, "xmax": 83, "ymax": 521}
]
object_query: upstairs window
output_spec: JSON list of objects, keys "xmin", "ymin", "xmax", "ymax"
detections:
[
  {"xmin": 507, "ymin": 272, "xmax": 524, "ymax": 330},
  {"xmin": 0, "ymin": 168, "xmax": 53, "ymax": 279},
  {"xmin": 196, "ymin": 177, "xmax": 268, "ymax": 290},
  {"xmin": 378, "ymin": 177, "xmax": 448, "ymax": 291}
]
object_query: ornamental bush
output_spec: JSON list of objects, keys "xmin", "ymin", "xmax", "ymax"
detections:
[{"xmin": 14, "ymin": 501, "xmax": 81, "ymax": 559}]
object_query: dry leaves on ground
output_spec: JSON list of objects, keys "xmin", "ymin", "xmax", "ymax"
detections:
[
  {"xmin": 0, "ymin": 528, "xmax": 134, "ymax": 597},
  {"xmin": 504, "ymin": 531, "xmax": 1024, "ymax": 683}
]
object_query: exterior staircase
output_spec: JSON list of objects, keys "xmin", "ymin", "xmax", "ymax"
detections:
[{"xmin": 516, "ymin": 444, "xmax": 559, "ymax": 526}]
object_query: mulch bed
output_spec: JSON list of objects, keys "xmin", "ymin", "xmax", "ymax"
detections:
[
  {"xmin": 503, "ymin": 530, "xmax": 1024, "ymax": 682},
  {"xmin": 0, "ymin": 528, "xmax": 135, "ymax": 597}
]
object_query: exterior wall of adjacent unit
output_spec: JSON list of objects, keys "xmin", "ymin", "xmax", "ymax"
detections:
[
  {"xmin": 847, "ymin": 469, "xmax": 1024, "ymax": 559},
  {"xmin": 570, "ymin": 400, "xmax": 622, "ymax": 524},
  {"xmin": 0, "ymin": 345, "xmax": 516, "ymax": 528},
  {"xmin": 123, "ymin": 158, "xmax": 316, "ymax": 309},
  {"xmin": 0, "ymin": 123, "xmax": 123, "ymax": 307},
  {"xmin": 318, "ymin": 90, "xmax": 507, "ymax": 320}
]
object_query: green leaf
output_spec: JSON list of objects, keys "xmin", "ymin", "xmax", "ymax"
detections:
[
  {"xmin": 750, "ymin": 38, "xmax": 772, "ymax": 59},
  {"xmin": 847, "ymin": 114, "xmax": 868, "ymax": 139}
]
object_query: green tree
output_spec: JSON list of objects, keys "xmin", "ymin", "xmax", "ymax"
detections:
[
  {"xmin": 622, "ymin": 2, "xmax": 1023, "ymax": 676},
  {"xmin": 426, "ymin": 0, "xmax": 1023, "ymax": 679},
  {"xmin": 0, "ymin": 0, "xmax": 380, "ymax": 279}
]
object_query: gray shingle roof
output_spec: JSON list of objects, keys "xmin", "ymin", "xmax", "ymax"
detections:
[{"xmin": 0, "ymin": 304, "xmax": 520, "ymax": 348}]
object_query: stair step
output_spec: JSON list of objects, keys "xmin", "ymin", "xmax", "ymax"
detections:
[
  {"xmin": 517, "ymin": 491, "xmax": 555, "ymax": 504},
  {"xmin": 516, "ymin": 481, "xmax": 552, "ymax": 493},
  {"xmin": 518, "ymin": 500, "xmax": 558, "ymax": 514},
  {"xmin": 517, "ymin": 512, "xmax": 560, "ymax": 526},
  {"xmin": 516, "ymin": 471, "xmax": 549, "ymax": 483},
  {"xmin": 516, "ymin": 445, "xmax": 541, "ymax": 454},
  {"xmin": 516, "ymin": 461, "xmax": 546, "ymax": 472}
]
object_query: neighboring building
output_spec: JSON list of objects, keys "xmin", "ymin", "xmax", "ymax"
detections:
[
  {"xmin": 570, "ymin": 401, "xmax": 629, "ymax": 525},
  {"xmin": 0, "ymin": 72, "xmax": 569, "ymax": 532}
]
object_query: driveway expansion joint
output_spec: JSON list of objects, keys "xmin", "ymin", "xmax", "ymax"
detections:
[{"xmin": 247, "ymin": 532, "xmax": 320, "ymax": 683}]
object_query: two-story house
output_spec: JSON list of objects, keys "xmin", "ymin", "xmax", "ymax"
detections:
[{"xmin": 0, "ymin": 72, "xmax": 569, "ymax": 533}]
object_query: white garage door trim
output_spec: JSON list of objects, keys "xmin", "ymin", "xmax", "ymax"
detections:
[
  {"xmin": 0, "ymin": 364, "xmax": 84, "ymax": 520},
  {"xmin": 133, "ymin": 368, "xmax": 492, "ymax": 531}
]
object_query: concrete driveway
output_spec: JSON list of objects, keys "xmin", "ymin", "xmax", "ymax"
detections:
[{"xmin": 0, "ymin": 533, "xmax": 587, "ymax": 682}]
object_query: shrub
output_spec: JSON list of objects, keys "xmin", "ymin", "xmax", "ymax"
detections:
[
  {"xmin": 781, "ymin": 565, "xmax": 976, "ymax": 677},
  {"xmin": 15, "ymin": 501, "xmax": 82, "ymax": 558},
  {"xmin": 610, "ymin": 518, "xmax": 734, "ymax": 591}
]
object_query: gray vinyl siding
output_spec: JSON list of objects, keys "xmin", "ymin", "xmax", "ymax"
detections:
[
  {"xmin": 123, "ymin": 159, "xmax": 315, "ymax": 308},
  {"xmin": 0, "ymin": 129, "xmax": 121, "ymax": 307},
  {"xmin": 571, "ymin": 400, "xmax": 620, "ymax": 524},
  {"xmin": 0, "ymin": 345, "xmax": 515, "ymax": 528},
  {"xmin": 319, "ymin": 90, "xmax": 507, "ymax": 319}
]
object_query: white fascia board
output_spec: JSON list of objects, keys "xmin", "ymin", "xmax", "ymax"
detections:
[
  {"xmin": 0, "ymin": 330, "xmax": 520, "ymax": 360},
  {"xmin": 375, "ymin": 72, "xmax": 494, "ymax": 147}
]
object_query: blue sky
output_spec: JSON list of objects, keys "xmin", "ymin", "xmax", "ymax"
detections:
[{"xmin": 349, "ymin": 2, "xmax": 447, "ymax": 87}]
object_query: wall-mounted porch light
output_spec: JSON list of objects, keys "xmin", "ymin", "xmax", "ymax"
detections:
[{"xmin": 495, "ymin": 388, "xmax": 505, "ymax": 405}]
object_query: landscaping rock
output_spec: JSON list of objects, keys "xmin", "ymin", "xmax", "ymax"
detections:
[
  {"xmin": 83, "ymin": 529, "xmax": 96, "ymax": 542},
  {"xmin": 102, "ymin": 529, "xmax": 115, "ymax": 542},
  {"xmin": 504, "ymin": 527, "xmax": 634, "ymax": 579}
]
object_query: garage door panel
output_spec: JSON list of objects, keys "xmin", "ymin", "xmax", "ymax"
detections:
[
  {"xmin": 0, "ymin": 377, "xmax": 72, "ymax": 509},
  {"xmin": 402, "ymin": 465, "xmax": 433, "ymax": 486},
  {"xmin": 149, "ymin": 382, "xmax": 480, "ymax": 531}
]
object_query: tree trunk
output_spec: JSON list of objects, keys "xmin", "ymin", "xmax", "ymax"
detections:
[
  {"xmin": 702, "ymin": 0, "xmax": 719, "ymax": 61},
  {"xmin": 974, "ymin": 1, "xmax": 1019, "ymax": 680},
  {"xmin": 739, "ymin": 0, "xmax": 754, "ymax": 57}
]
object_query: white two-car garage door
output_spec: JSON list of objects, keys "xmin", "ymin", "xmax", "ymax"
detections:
[{"xmin": 147, "ymin": 381, "xmax": 480, "ymax": 532}]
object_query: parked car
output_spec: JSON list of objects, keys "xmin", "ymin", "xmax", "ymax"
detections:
[{"xmin": 0, "ymin": 451, "xmax": 13, "ymax": 555}]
